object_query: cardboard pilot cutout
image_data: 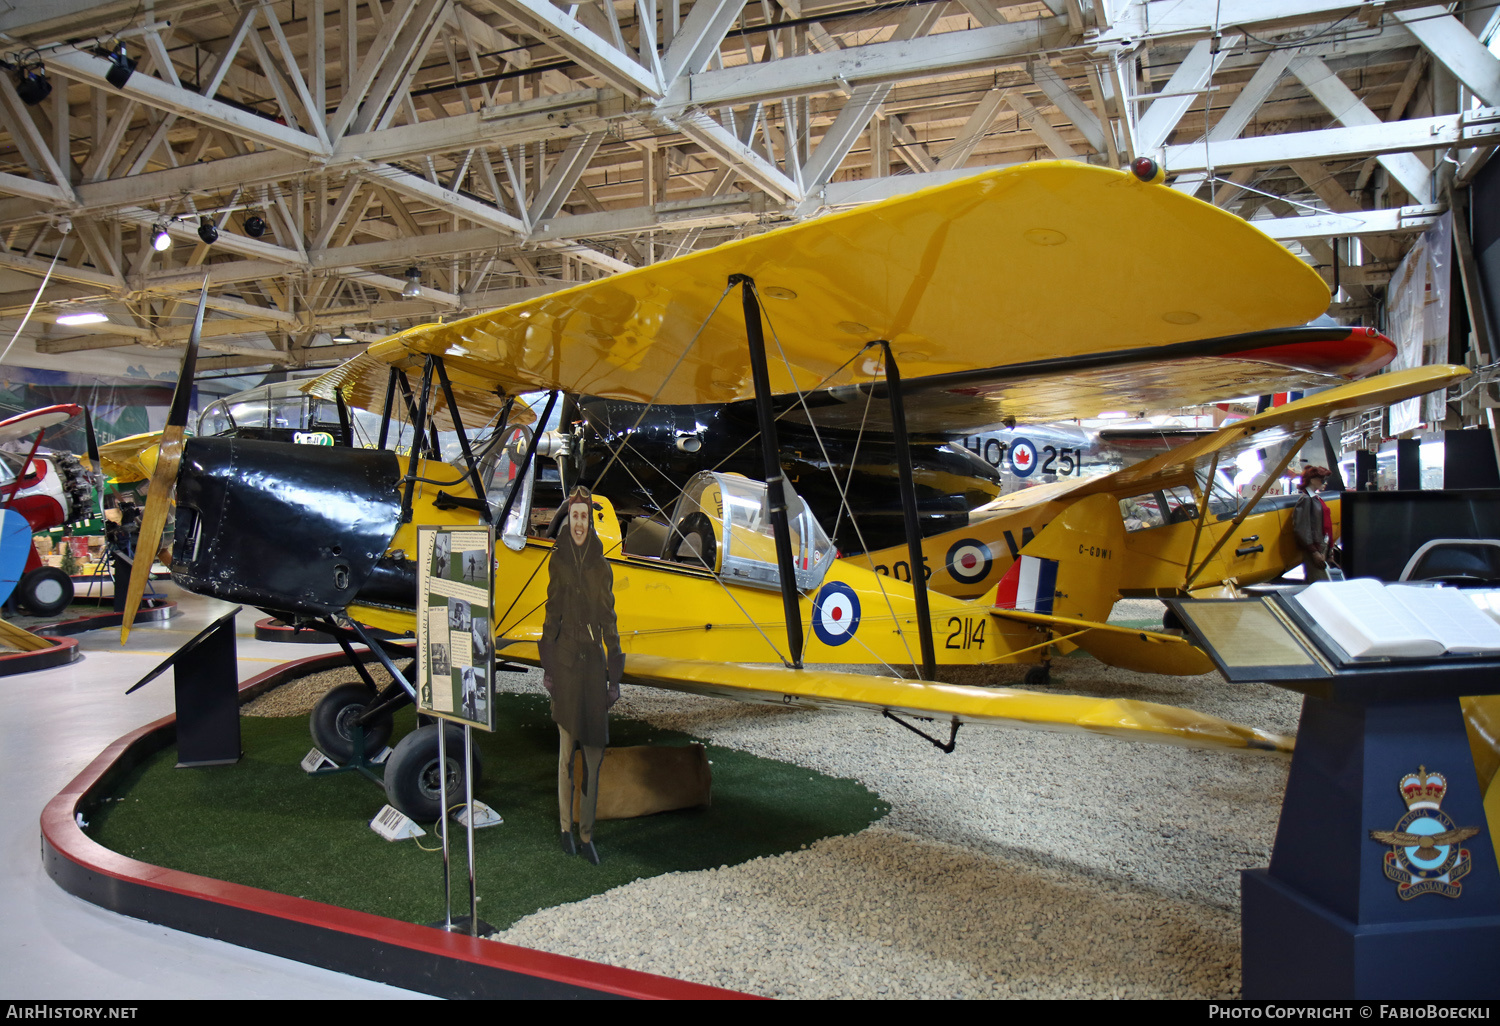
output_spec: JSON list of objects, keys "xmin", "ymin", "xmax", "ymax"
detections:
[{"xmin": 539, "ymin": 486, "xmax": 624, "ymax": 865}]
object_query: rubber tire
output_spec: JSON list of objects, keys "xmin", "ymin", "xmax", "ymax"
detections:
[
  {"xmin": 384, "ymin": 722, "xmax": 483, "ymax": 823},
  {"xmin": 1022, "ymin": 664, "xmax": 1051, "ymax": 687},
  {"xmin": 309, "ymin": 682, "xmax": 394, "ymax": 762},
  {"xmin": 18, "ymin": 566, "xmax": 72, "ymax": 616}
]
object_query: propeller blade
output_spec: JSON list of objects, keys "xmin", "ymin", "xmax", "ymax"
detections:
[
  {"xmin": 83, "ymin": 407, "xmax": 101, "ymax": 475},
  {"xmin": 120, "ymin": 286, "xmax": 205, "ymax": 642}
]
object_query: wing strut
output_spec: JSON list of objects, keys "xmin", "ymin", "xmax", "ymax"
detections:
[
  {"xmin": 878, "ymin": 341, "xmax": 938, "ymax": 681},
  {"xmin": 731, "ymin": 274, "xmax": 804, "ymax": 668},
  {"xmin": 399, "ymin": 356, "xmax": 436, "ymax": 524},
  {"xmin": 432, "ymin": 358, "xmax": 493, "ymax": 526},
  {"xmin": 377, "ymin": 367, "xmax": 398, "ymax": 449},
  {"xmin": 1183, "ymin": 431, "xmax": 1311, "ymax": 590}
]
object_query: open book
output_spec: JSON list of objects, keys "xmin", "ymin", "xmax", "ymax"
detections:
[{"xmin": 1291, "ymin": 577, "xmax": 1500, "ymax": 659}]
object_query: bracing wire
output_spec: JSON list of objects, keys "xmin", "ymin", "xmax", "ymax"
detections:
[
  {"xmin": 751, "ymin": 284, "xmax": 919, "ymax": 674},
  {"xmin": 0, "ymin": 245, "xmax": 62, "ymax": 368}
]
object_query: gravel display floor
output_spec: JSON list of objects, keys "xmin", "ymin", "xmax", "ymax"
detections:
[{"xmin": 481, "ymin": 599, "xmax": 1302, "ymax": 999}]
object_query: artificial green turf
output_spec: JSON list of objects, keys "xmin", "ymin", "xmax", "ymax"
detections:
[{"xmin": 85, "ymin": 692, "xmax": 888, "ymax": 929}]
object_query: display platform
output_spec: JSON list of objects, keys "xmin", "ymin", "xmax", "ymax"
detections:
[
  {"xmin": 1169, "ymin": 592, "xmax": 1500, "ymax": 1000},
  {"xmin": 34, "ymin": 599, "xmax": 176, "ymax": 637},
  {"xmin": 40, "ymin": 650, "xmax": 751, "ymax": 1000},
  {"xmin": 0, "ymin": 633, "xmax": 79, "ymax": 674}
]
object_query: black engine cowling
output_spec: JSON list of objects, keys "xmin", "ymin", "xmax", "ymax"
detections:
[{"xmin": 171, "ymin": 437, "xmax": 404, "ymax": 616}]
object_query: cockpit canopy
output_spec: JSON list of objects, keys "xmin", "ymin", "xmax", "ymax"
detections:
[
  {"xmin": 198, "ymin": 380, "xmax": 347, "ymax": 445},
  {"xmin": 663, "ymin": 471, "xmax": 835, "ymax": 593}
]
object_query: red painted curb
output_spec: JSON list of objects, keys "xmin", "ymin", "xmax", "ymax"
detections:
[{"xmin": 42, "ymin": 650, "xmax": 759, "ymax": 1000}]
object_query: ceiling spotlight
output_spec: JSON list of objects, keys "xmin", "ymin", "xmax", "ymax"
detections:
[
  {"xmin": 15, "ymin": 66, "xmax": 50, "ymax": 106},
  {"xmin": 104, "ymin": 43, "xmax": 136, "ymax": 90},
  {"xmin": 56, "ymin": 311, "xmax": 109, "ymax": 326},
  {"xmin": 333, "ymin": 327, "xmax": 354, "ymax": 343},
  {"xmin": 151, "ymin": 224, "xmax": 172, "ymax": 251},
  {"xmin": 196, "ymin": 217, "xmax": 218, "ymax": 245},
  {"xmin": 401, "ymin": 267, "xmax": 421, "ymax": 298},
  {"xmin": 243, "ymin": 214, "xmax": 266, "ymax": 238}
]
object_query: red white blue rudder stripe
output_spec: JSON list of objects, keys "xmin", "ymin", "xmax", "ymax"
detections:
[{"xmin": 993, "ymin": 555, "xmax": 1058, "ymax": 614}]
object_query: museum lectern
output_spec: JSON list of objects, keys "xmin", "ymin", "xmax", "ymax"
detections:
[{"xmin": 1167, "ymin": 593, "xmax": 1500, "ymax": 1000}]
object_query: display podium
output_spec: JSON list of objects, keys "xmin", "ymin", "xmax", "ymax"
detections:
[{"xmin": 1166, "ymin": 594, "xmax": 1500, "ymax": 1000}]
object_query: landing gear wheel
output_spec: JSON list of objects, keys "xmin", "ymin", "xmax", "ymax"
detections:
[
  {"xmin": 18, "ymin": 566, "xmax": 72, "ymax": 616},
  {"xmin": 384, "ymin": 722, "xmax": 483, "ymax": 822},
  {"xmin": 1162, "ymin": 606, "xmax": 1185, "ymax": 632},
  {"xmin": 1023, "ymin": 664, "xmax": 1051, "ymax": 687},
  {"xmin": 309, "ymin": 682, "xmax": 394, "ymax": 762}
]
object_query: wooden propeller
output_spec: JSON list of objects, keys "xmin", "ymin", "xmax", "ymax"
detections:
[{"xmin": 120, "ymin": 288, "xmax": 204, "ymax": 643}]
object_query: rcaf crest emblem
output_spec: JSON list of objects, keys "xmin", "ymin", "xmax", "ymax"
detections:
[{"xmin": 1368, "ymin": 766, "xmax": 1481, "ymax": 900}]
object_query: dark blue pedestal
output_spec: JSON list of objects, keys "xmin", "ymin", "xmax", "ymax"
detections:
[{"xmin": 1241, "ymin": 692, "xmax": 1500, "ymax": 999}]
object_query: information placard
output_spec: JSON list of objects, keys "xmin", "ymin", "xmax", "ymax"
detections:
[{"xmin": 416, "ymin": 526, "xmax": 495, "ymax": 730}]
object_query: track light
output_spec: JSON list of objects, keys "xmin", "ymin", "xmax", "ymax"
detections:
[
  {"xmin": 104, "ymin": 44, "xmax": 135, "ymax": 90},
  {"xmin": 196, "ymin": 217, "xmax": 218, "ymax": 245},
  {"xmin": 401, "ymin": 267, "xmax": 421, "ymax": 298},
  {"xmin": 243, "ymin": 214, "xmax": 266, "ymax": 238},
  {"xmin": 151, "ymin": 224, "xmax": 172, "ymax": 251},
  {"xmin": 15, "ymin": 66, "xmax": 50, "ymax": 106}
]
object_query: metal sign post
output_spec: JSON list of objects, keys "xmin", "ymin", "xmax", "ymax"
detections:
[{"xmin": 416, "ymin": 525, "xmax": 498, "ymax": 935}]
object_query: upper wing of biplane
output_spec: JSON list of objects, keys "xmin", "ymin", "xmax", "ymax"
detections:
[
  {"xmin": 0, "ymin": 404, "xmax": 83, "ymax": 446},
  {"xmin": 303, "ymin": 162, "xmax": 1345, "ymax": 428}
]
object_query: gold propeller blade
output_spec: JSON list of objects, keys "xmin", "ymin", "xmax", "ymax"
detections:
[
  {"xmin": 118, "ymin": 426, "xmax": 182, "ymax": 643},
  {"xmin": 120, "ymin": 284, "xmax": 205, "ymax": 643}
]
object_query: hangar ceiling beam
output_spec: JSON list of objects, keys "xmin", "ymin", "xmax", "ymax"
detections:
[
  {"xmin": 1029, "ymin": 61, "xmax": 1107, "ymax": 156},
  {"xmin": 1171, "ymin": 48, "xmax": 1295, "ymax": 196},
  {"xmin": 42, "ymin": 47, "xmax": 331, "ymax": 159},
  {"xmin": 1135, "ymin": 35, "xmax": 1239, "ymax": 157},
  {"xmin": 1392, "ymin": 5, "xmax": 1500, "ymax": 107},
  {"xmin": 1003, "ymin": 92, "xmax": 1079, "ymax": 160},
  {"xmin": 481, "ymin": 0, "xmax": 663, "ymax": 97},
  {"xmin": 1253, "ymin": 205, "xmax": 1446, "ymax": 242},
  {"xmin": 1289, "ymin": 56, "xmax": 1436, "ymax": 205},
  {"xmin": 793, "ymin": 3, "xmax": 945, "ymax": 210},
  {"xmin": 661, "ymin": 16, "xmax": 1070, "ymax": 109}
]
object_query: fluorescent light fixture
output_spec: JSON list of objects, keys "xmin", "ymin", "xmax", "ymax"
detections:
[
  {"xmin": 56, "ymin": 312, "xmax": 109, "ymax": 326},
  {"xmin": 152, "ymin": 224, "xmax": 172, "ymax": 251}
]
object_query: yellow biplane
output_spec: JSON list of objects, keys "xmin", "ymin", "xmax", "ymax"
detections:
[
  {"xmin": 120, "ymin": 162, "xmax": 1413, "ymax": 820},
  {"xmin": 862, "ymin": 365, "xmax": 1472, "ymax": 671}
]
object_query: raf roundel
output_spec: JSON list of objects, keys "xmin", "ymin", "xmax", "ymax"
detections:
[
  {"xmin": 1008, "ymin": 436, "xmax": 1038, "ymax": 478},
  {"xmin": 945, "ymin": 539, "xmax": 994, "ymax": 585},
  {"xmin": 812, "ymin": 581, "xmax": 862, "ymax": 647}
]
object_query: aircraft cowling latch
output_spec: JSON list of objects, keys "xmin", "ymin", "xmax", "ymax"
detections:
[{"xmin": 171, "ymin": 437, "xmax": 404, "ymax": 616}]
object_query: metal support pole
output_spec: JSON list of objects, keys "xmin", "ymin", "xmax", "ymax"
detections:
[
  {"xmin": 438, "ymin": 721, "xmax": 452, "ymax": 930},
  {"xmin": 878, "ymin": 341, "xmax": 937, "ymax": 680},
  {"xmin": 731, "ymin": 274, "xmax": 804, "ymax": 667},
  {"xmin": 463, "ymin": 724, "xmax": 479, "ymax": 935}
]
